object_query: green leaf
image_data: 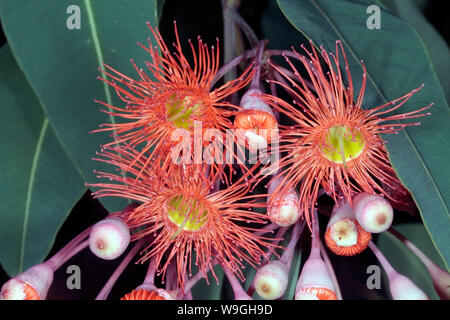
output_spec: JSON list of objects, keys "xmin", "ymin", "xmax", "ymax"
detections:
[
  {"xmin": 276, "ymin": 0, "xmax": 450, "ymax": 269},
  {"xmin": 0, "ymin": 45, "xmax": 85, "ymax": 276},
  {"xmin": 0, "ymin": 0, "xmax": 161, "ymax": 213},
  {"xmin": 377, "ymin": 223, "xmax": 447, "ymax": 299},
  {"xmin": 380, "ymin": 0, "xmax": 450, "ymax": 104}
]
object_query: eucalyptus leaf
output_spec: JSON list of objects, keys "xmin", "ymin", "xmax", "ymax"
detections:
[
  {"xmin": 0, "ymin": 0, "xmax": 162, "ymax": 213},
  {"xmin": 276, "ymin": 0, "xmax": 450, "ymax": 269},
  {"xmin": 379, "ymin": 0, "xmax": 450, "ymax": 104},
  {"xmin": 0, "ymin": 45, "xmax": 85, "ymax": 276},
  {"xmin": 377, "ymin": 223, "xmax": 447, "ymax": 299}
]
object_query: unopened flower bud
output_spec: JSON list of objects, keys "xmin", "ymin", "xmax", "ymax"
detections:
[
  {"xmin": 267, "ymin": 176, "xmax": 301, "ymax": 227},
  {"xmin": 294, "ymin": 257, "xmax": 337, "ymax": 300},
  {"xmin": 89, "ymin": 217, "xmax": 130, "ymax": 260},
  {"xmin": 0, "ymin": 263, "xmax": 54, "ymax": 300},
  {"xmin": 254, "ymin": 261, "xmax": 289, "ymax": 300},
  {"xmin": 368, "ymin": 241, "xmax": 429, "ymax": 300},
  {"xmin": 121, "ymin": 288, "xmax": 175, "ymax": 300},
  {"xmin": 235, "ymin": 89, "xmax": 277, "ymax": 151},
  {"xmin": 353, "ymin": 193, "xmax": 393, "ymax": 233},
  {"xmin": 325, "ymin": 199, "xmax": 371, "ymax": 256},
  {"xmin": 389, "ymin": 273, "xmax": 429, "ymax": 300}
]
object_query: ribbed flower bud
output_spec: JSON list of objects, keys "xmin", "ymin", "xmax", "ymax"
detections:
[
  {"xmin": 294, "ymin": 257, "xmax": 338, "ymax": 300},
  {"xmin": 235, "ymin": 88, "xmax": 278, "ymax": 151},
  {"xmin": 325, "ymin": 199, "xmax": 371, "ymax": 256}
]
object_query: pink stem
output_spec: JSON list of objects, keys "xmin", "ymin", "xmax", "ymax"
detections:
[
  {"xmin": 178, "ymin": 260, "xmax": 218, "ymax": 299},
  {"xmin": 280, "ymin": 222, "xmax": 305, "ymax": 268},
  {"xmin": 269, "ymin": 76, "xmax": 280, "ymax": 121},
  {"xmin": 388, "ymin": 227, "xmax": 449, "ymax": 277},
  {"xmin": 263, "ymin": 227, "xmax": 288, "ymax": 263},
  {"xmin": 319, "ymin": 241, "xmax": 342, "ymax": 300},
  {"xmin": 211, "ymin": 48, "xmax": 257, "ymax": 87},
  {"xmin": 368, "ymin": 241, "xmax": 396, "ymax": 279},
  {"xmin": 310, "ymin": 211, "xmax": 321, "ymax": 259},
  {"xmin": 250, "ymin": 41, "xmax": 265, "ymax": 90},
  {"xmin": 47, "ymin": 226, "xmax": 93, "ymax": 270},
  {"xmin": 138, "ymin": 257, "xmax": 157, "ymax": 291},
  {"xmin": 221, "ymin": 0, "xmax": 238, "ymax": 83},
  {"xmin": 253, "ymin": 223, "xmax": 279, "ymax": 237},
  {"xmin": 222, "ymin": 264, "xmax": 252, "ymax": 300},
  {"xmin": 95, "ymin": 239, "xmax": 145, "ymax": 300},
  {"xmin": 165, "ymin": 262, "xmax": 177, "ymax": 291}
]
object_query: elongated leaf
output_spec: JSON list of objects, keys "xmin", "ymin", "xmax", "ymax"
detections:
[
  {"xmin": 0, "ymin": 0, "xmax": 161, "ymax": 213},
  {"xmin": 276, "ymin": 0, "xmax": 450, "ymax": 269},
  {"xmin": 0, "ymin": 45, "xmax": 85, "ymax": 276},
  {"xmin": 380, "ymin": 0, "xmax": 450, "ymax": 104},
  {"xmin": 377, "ymin": 223, "xmax": 447, "ymax": 299}
]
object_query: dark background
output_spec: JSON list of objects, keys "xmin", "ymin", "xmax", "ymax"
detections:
[{"xmin": 0, "ymin": 0, "xmax": 448, "ymax": 300}]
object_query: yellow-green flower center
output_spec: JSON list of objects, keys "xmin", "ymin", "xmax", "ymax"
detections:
[
  {"xmin": 321, "ymin": 126, "xmax": 365, "ymax": 164},
  {"xmin": 167, "ymin": 196, "xmax": 208, "ymax": 232},
  {"xmin": 166, "ymin": 94, "xmax": 202, "ymax": 129}
]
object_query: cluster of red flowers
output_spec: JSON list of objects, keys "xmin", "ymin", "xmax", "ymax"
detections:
[{"xmin": 86, "ymin": 22, "xmax": 432, "ymax": 299}]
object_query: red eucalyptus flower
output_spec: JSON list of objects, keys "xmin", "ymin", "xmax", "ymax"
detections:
[
  {"xmin": 94, "ymin": 22, "xmax": 254, "ymax": 181},
  {"xmin": 89, "ymin": 146, "xmax": 275, "ymax": 289},
  {"xmin": 261, "ymin": 41, "xmax": 432, "ymax": 227}
]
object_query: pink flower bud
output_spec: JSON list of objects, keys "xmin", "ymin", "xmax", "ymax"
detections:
[
  {"xmin": 254, "ymin": 261, "xmax": 289, "ymax": 300},
  {"xmin": 325, "ymin": 199, "xmax": 371, "ymax": 256},
  {"xmin": 369, "ymin": 241, "xmax": 429, "ymax": 300},
  {"xmin": 267, "ymin": 175, "xmax": 301, "ymax": 227},
  {"xmin": 234, "ymin": 89, "xmax": 278, "ymax": 152},
  {"xmin": 353, "ymin": 193, "xmax": 393, "ymax": 233},
  {"xmin": 294, "ymin": 257, "xmax": 337, "ymax": 300},
  {"xmin": 389, "ymin": 273, "xmax": 429, "ymax": 300},
  {"xmin": 1, "ymin": 263, "xmax": 54, "ymax": 300},
  {"xmin": 89, "ymin": 217, "xmax": 130, "ymax": 260}
]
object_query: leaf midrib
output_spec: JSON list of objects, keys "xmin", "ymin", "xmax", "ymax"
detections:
[
  {"xmin": 20, "ymin": 118, "xmax": 48, "ymax": 271},
  {"xmin": 83, "ymin": 0, "xmax": 130, "ymax": 202}
]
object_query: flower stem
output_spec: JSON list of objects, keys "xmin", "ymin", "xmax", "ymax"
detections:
[
  {"xmin": 253, "ymin": 223, "xmax": 279, "ymax": 237},
  {"xmin": 310, "ymin": 210, "xmax": 321, "ymax": 259},
  {"xmin": 227, "ymin": 6, "xmax": 258, "ymax": 47},
  {"xmin": 280, "ymin": 222, "xmax": 305, "ymax": 268},
  {"xmin": 137, "ymin": 257, "xmax": 157, "ymax": 292},
  {"xmin": 222, "ymin": 263, "xmax": 253, "ymax": 300},
  {"xmin": 47, "ymin": 226, "xmax": 93, "ymax": 270},
  {"xmin": 388, "ymin": 227, "xmax": 446, "ymax": 275},
  {"xmin": 165, "ymin": 262, "xmax": 177, "ymax": 291},
  {"xmin": 211, "ymin": 48, "xmax": 257, "ymax": 87},
  {"xmin": 250, "ymin": 41, "xmax": 265, "ymax": 90},
  {"xmin": 221, "ymin": 0, "xmax": 239, "ymax": 83},
  {"xmin": 95, "ymin": 239, "xmax": 145, "ymax": 300},
  {"xmin": 368, "ymin": 241, "xmax": 396, "ymax": 278},
  {"xmin": 320, "ymin": 241, "xmax": 342, "ymax": 300}
]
